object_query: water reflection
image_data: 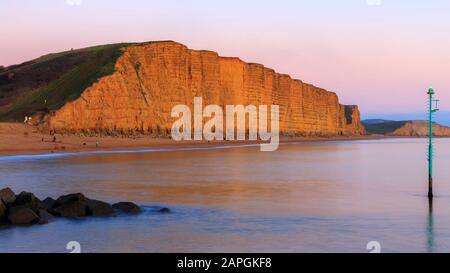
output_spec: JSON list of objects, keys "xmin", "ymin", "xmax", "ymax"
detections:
[
  {"xmin": 0, "ymin": 138, "xmax": 450, "ymax": 252},
  {"xmin": 427, "ymin": 197, "xmax": 434, "ymax": 253}
]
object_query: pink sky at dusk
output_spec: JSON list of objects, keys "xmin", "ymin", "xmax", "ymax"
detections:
[{"xmin": 1, "ymin": 0, "xmax": 449, "ymax": 116}]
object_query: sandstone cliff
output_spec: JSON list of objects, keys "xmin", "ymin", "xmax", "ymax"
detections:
[{"xmin": 39, "ymin": 41, "xmax": 364, "ymax": 137}]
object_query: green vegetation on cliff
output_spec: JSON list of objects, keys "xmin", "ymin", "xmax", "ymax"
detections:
[
  {"xmin": 362, "ymin": 119, "xmax": 408, "ymax": 134},
  {"xmin": 0, "ymin": 43, "xmax": 129, "ymax": 121}
]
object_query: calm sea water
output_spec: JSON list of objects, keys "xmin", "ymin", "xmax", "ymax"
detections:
[{"xmin": 1, "ymin": 138, "xmax": 450, "ymax": 253}]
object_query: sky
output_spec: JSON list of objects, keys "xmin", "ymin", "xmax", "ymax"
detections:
[{"xmin": 1, "ymin": 0, "xmax": 449, "ymax": 118}]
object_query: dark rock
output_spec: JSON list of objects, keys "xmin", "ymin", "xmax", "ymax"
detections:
[
  {"xmin": 2, "ymin": 189, "xmax": 143, "ymax": 225},
  {"xmin": 0, "ymin": 200, "xmax": 6, "ymax": 223},
  {"xmin": 38, "ymin": 209, "xmax": 54, "ymax": 225},
  {"xmin": 112, "ymin": 202, "xmax": 142, "ymax": 214},
  {"xmin": 158, "ymin": 207, "xmax": 171, "ymax": 213},
  {"xmin": 0, "ymin": 187, "xmax": 16, "ymax": 206},
  {"xmin": 8, "ymin": 206, "xmax": 39, "ymax": 225},
  {"xmin": 52, "ymin": 200, "xmax": 87, "ymax": 218},
  {"xmin": 86, "ymin": 199, "xmax": 114, "ymax": 216},
  {"xmin": 13, "ymin": 191, "xmax": 45, "ymax": 213},
  {"xmin": 54, "ymin": 193, "xmax": 86, "ymax": 208},
  {"xmin": 42, "ymin": 197, "xmax": 56, "ymax": 210}
]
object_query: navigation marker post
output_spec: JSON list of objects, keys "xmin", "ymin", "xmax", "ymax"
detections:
[{"xmin": 427, "ymin": 87, "xmax": 439, "ymax": 199}]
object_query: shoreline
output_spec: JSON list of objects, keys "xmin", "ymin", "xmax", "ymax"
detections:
[{"xmin": 0, "ymin": 122, "xmax": 437, "ymax": 157}]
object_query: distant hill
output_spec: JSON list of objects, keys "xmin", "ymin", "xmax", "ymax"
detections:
[
  {"xmin": 0, "ymin": 43, "xmax": 129, "ymax": 122},
  {"xmin": 362, "ymin": 119, "xmax": 450, "ymax": 136},
  {"xmin": 363, "ymin": 112, "xmax": 450, "ymax": 127},
  {"xmin": 361, "ymin": 119, "xmax": 396, "ymax": 125}
]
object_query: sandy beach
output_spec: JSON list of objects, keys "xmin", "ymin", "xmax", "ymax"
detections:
[{"xmin": 0, "ymin": 122, "xmax": 385, "ymax": 156}]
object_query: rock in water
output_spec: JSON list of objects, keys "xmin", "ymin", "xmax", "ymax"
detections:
[
  {"xmin": 0, "ymin": 189, "xmax": 147, "ymax": 226},
  {"xmin": 159, "ymin": 207, "xmax": 171, "ymax": 213},
  {"xmin": 13, "ymin": 191, "xmax": 45, "ymax": 213},
  {"xmin": 54, "ymin": 193, "xmax": 86, "ymax": 207},
  {"xmin": 112, "ymin": 202, "xmax": 143, "ymax": 214},
  {"xmin": 86, "ymin": 199, "xmax": 114, "ymax": 216},
  {"xmin": 0, "ymin": 188, "xmax": 16, "ymax": 206},
  {"xmin": 8, "ymin": 206, "xmax": 39, "ymax": 225},
  {"xmin": 0, "ymin": 200, "xmax": 6, "ymax": 223},
  {"xmin": 42, "ymin": 197, "xmax": 56, "ymax": 210},
  {"xmin": 38, "ymin": 209, "xmax": 54, "ymax": 225},
  {"xmin": 52, "ymin": 200, "xmax": 87, "ymax": 218},
  {"xmin": 51, "ymin": 193, "xmax": 89, "ymax": 217}
]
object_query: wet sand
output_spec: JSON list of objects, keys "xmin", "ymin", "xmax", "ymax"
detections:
[{"xmin": 0, "ymin": 122, "xmax": 384, "ymax": 156}]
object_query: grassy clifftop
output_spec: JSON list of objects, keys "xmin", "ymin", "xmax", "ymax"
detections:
[
  {"xmin": 362, "ymin": 119, "xmax": 408, "ymax": 135},
  {"xmin": 0, "ymin": 43, "xmax": 129, "ymax": 122}
]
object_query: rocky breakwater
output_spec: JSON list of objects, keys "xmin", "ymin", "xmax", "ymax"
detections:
[
  {"xmin": 45, "ymin": 41, "xmax": 365, "ymax": 137},
  {"xmin": 0, "ymin": 187, "xmax": 170, "ymax": 227}
]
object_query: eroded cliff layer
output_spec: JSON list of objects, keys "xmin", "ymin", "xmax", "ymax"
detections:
[{"xmin": 46, "ymin": 41, "xmax": 365, "ymax": 136}]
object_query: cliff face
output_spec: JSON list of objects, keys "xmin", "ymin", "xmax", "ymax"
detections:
[
  {"xmin": 390, "ymin": 121, "xmax": 450, "ymax": 137},
  {"xmin": 46, "ymin": 41, "xmax": 365, "ymax": 136}
]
